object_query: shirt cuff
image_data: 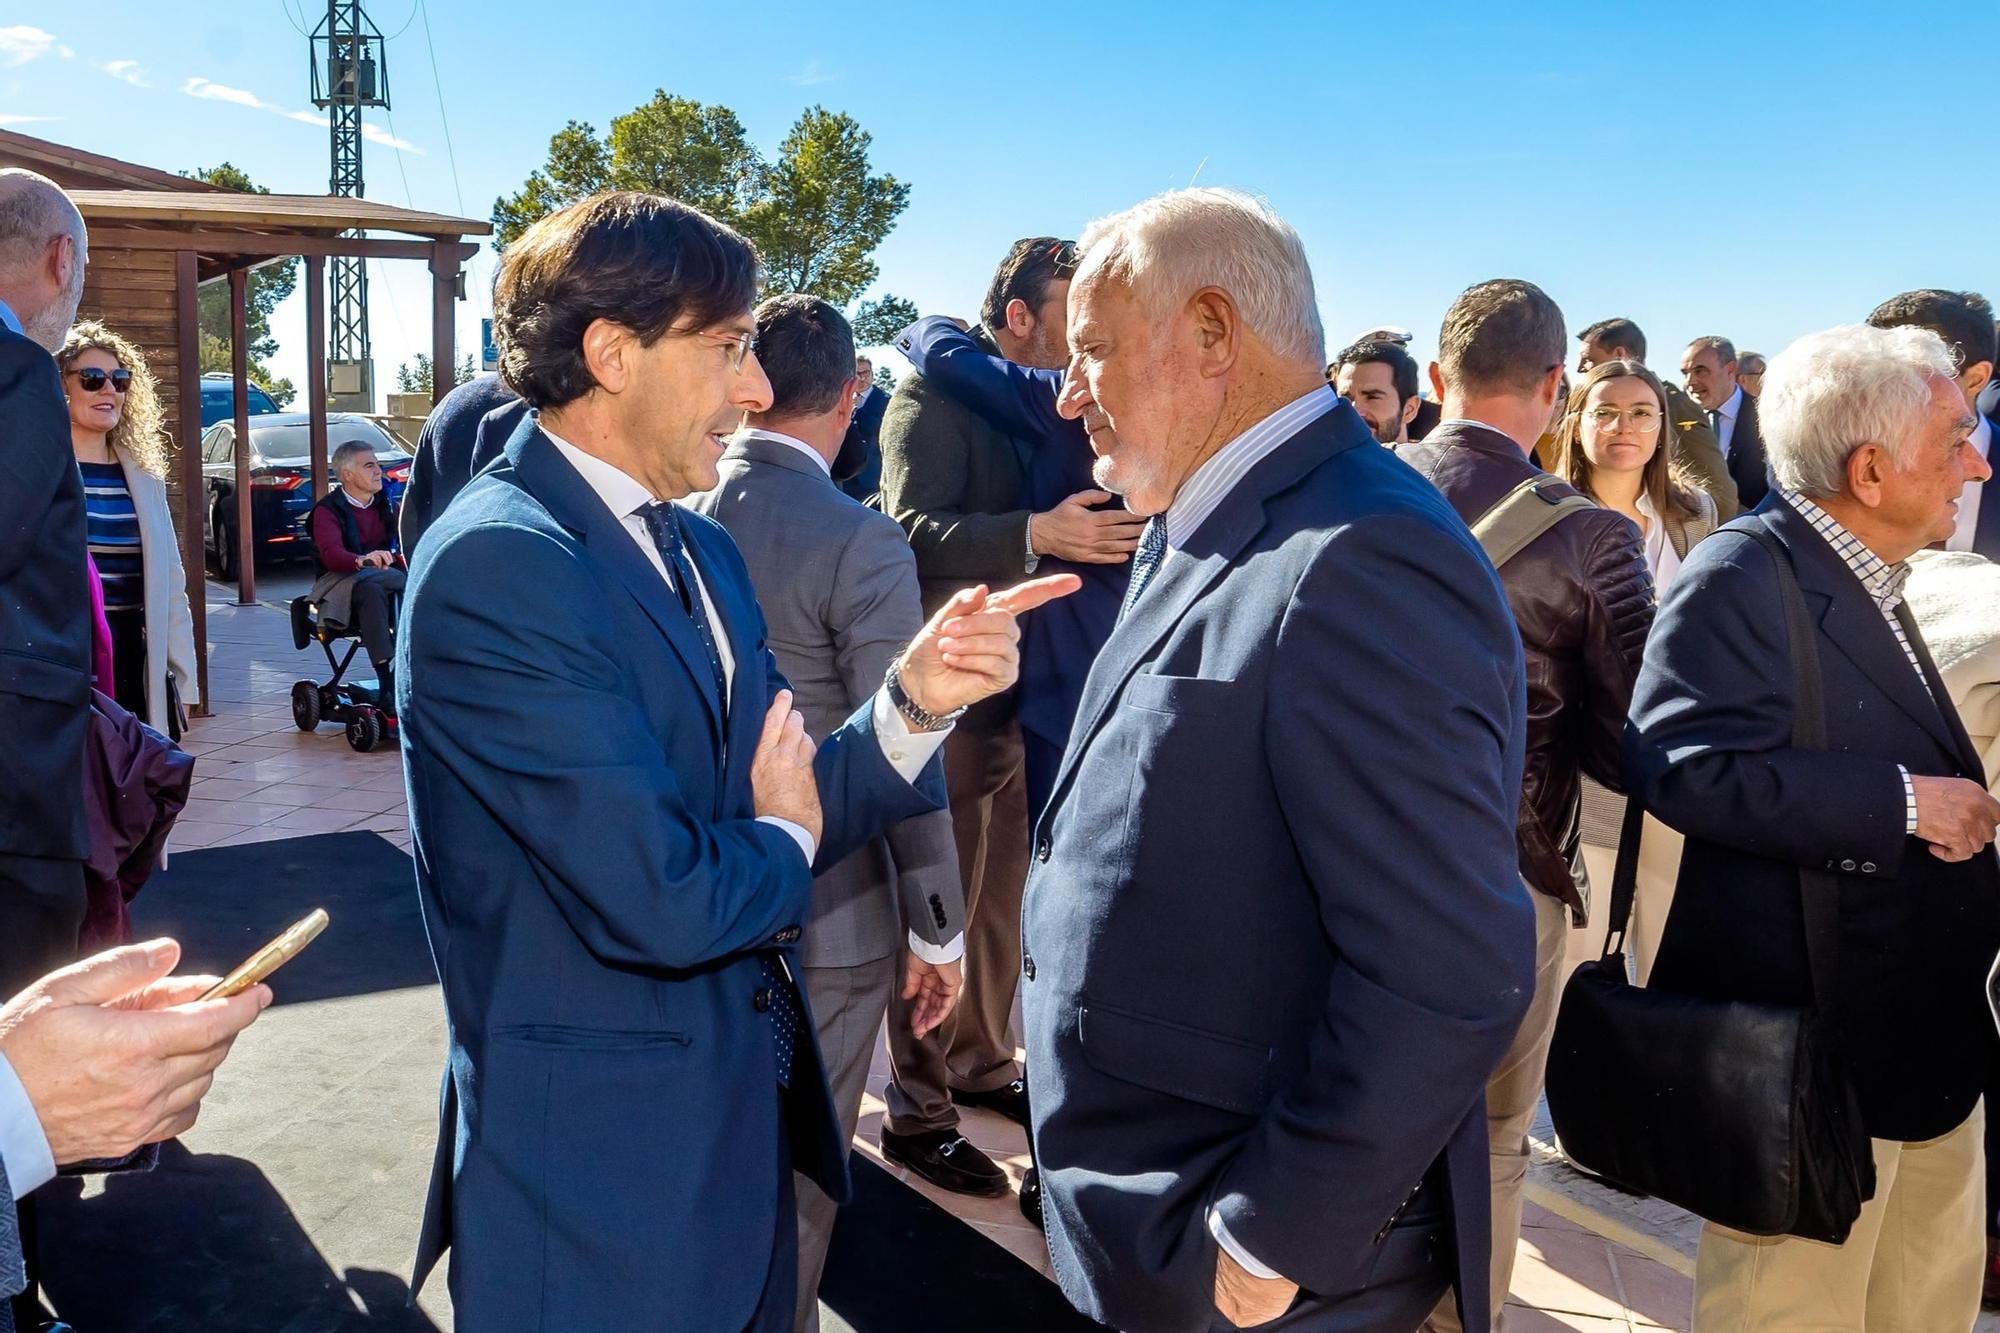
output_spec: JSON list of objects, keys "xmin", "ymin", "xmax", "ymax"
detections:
[
  {"xmin": 759, "ymin": 815, "xmax": 817, "ymax": 867},
  {"xmin": 908, "ymin": 930, "xmax": 965, "ymax": 965},
  {"xmin": 1207, "ymin": 1207, "xmax": 1284, "ymax": 1281},
  {"xmin": 1899, "ymin": 764, "xmax": 1918, "ymax": 836},
  {"xmin": 872, "ymin": 687, "xmax": 953, "ymax": 782},
  {"xmin": 0, "ymin": 1054, "xmax": 55, "ymax": 1200}
]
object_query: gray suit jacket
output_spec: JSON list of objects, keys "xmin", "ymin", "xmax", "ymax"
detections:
[
  {"xmin": 0, "ymin": 1158, "xmax": 18, "ymax": 1331},
  {"xmin": 690, "ymin": 433, "xmax": 964, "ymax": 970}
]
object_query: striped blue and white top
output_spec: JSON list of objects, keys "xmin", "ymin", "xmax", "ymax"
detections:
[{"xmin": 78, "ymin": 459, "xmax": 144, "ymax": 613}]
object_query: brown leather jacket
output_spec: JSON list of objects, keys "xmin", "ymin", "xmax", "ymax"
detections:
[{"xmin": 1396, "ymin": 422, "xmax": 1654, "ymax": 917}]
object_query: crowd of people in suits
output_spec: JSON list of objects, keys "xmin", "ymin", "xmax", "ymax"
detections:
[{"xmin": 1, "ymin": 155, "xmax": 1999, "ymax": 1333}]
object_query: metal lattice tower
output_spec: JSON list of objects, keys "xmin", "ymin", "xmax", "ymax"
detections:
[{"xmin": 310, "ymin": 2, "xmax": 389, "ymax": 374}]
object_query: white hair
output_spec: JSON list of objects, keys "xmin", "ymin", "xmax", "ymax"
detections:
[
  {"xmin": 0, "ymin": 168, "xmax": 84, "ymax": 270},
  {"xmin": 1761, "ymin": 324, "xmax": 1957, "ymax": 498},
  {"xmin": 1075, "ymin": 187, "xmax": 1325, "ymax": 366}
]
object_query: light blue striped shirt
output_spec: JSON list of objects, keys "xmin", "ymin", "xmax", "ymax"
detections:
[
  {"xmin": 1161, "ymin": 385, "xmax": 1340, "ymax": 549},
  {"xmin": 0, "ymin": 296, "xmax": 20, "ymax": 336}
]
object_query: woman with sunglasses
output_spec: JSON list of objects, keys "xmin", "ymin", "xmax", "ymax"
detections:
[
  {"xmin": 1548, "ymin": 358, "xmax": 1718, "ymax": 985},
  {"xmin": 58, "ymin": 321, "xmax": 197, "ymax": 736}
]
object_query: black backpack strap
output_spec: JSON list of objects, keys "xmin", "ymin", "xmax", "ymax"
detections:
[
  {"xmin": 1745, "ymin": 528, "xmax": 1842, "ymax": 1018},
  {"xmin": 1598, "ymin": 796, "xmax": 1647, "ymax": 962}
]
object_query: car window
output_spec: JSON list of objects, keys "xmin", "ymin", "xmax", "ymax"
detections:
[
  {"xmin": 252, "ymin": 418, "xmax": 409, "ymax": 467},
  {"xmin": 203, "ymin": 425, "xmax": 233, "ymax": 465}
]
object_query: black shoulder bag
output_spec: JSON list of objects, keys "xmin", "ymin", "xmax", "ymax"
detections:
[{"xmin": 1544, "ymin": 529, "xmax": 1876, "ymax": 1242}]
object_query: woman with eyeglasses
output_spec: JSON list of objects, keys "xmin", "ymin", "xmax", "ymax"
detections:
[
  {"xmin": 58, "ymin": 321, "xmax": 197, "ymax": 736},
  {"xmin": 1548, "ymin": 358, "xmax": 1718, "ymax": 986}
]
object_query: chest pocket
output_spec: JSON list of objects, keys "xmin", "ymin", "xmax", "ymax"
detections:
[{"xmin": 1121, "ymin": 672, "xmax": 1237, "ymax": 717}]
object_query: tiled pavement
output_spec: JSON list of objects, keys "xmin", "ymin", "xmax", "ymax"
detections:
[{"xmin": 186, "ymin": 580, "xmax": 1985, "ymax": 1333}]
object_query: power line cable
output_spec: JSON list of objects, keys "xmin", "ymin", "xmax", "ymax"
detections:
[{"xmin": 415, "ymin": 0, "xmax": 466, "ymax": 216}]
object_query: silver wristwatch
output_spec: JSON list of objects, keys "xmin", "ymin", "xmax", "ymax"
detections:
[{"xmin": 886, "ymin": 663, "xmax": 968, "ymax": 732}]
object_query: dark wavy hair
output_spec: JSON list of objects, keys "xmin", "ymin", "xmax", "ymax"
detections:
[{"xmin": 493, "ymin": 191, "xmax": 762, "ymax": 410}]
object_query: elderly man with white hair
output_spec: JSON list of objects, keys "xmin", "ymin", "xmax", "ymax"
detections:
[
  {"xmin": 1019, "ymin": 187, "xmax": 1535, "ymax": 1332},
  {"xmin": 0, "ymin": 168, "xmax": 92, "ymax": 995},
  {"xmin": 1629, "ymin": 322, "xmax": 2000, "ymax": 1329}
]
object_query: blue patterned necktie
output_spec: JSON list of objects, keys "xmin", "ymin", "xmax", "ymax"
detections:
[
  {"xmin": 1119, "ymin": 517, "xmax": 1169, "ymax": 620},
  {"xmin": 639, "ymin": 502, "xmax": 728, "ymax": 708},
  {"xmin": 638, "ymin": 501, "xmax": 799, "ymax": 1087}
]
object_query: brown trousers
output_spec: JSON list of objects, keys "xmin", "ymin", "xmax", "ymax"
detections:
[{"xmin": 883, "ymin": 716, "xmax": 1028, "ymax": 1132}]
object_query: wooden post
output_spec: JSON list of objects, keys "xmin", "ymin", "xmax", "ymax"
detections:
[
  {"xmin": 430, "ymin": 244, "xmax": 456, "ymax": 406},
  {"xmin": 229, "ymin": 267, "xmax": 255, "ymax": 605},
  {"xmin": 174, "ymin": 250, "xmax": 209, "ymax": 715},
  {"xmin": 305, "ymin": 254, "xmax": 329, "ymax": 500}
]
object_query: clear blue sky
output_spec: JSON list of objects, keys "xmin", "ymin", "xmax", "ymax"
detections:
[{"xmin": 2, "ymin": 1, "xmax": 1988, "ymax": 403}]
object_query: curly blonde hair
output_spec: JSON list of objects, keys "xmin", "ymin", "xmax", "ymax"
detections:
[{"xmin": 56, "ymin": 320, "xmax": 170, "ymax": 478}]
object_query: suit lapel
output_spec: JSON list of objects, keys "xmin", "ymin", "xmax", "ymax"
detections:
[
  {"xmin": 1040, "ymin": 416, "xmax": 1352, "ymax": 821},
  {"xmin": 1895, "ymin": 600, "xmax": 1986, "ymax": 776},
  {"xmin": 507, "ymin": 421, "xmax": 725, "ymax": 739},
  {"xmin": 679, "ymin": 511, "xmax": 767, "ymax": 769},
  {"xmin": 1767, "ymin": 501, "xmax": 1965, "ymax": 761}
]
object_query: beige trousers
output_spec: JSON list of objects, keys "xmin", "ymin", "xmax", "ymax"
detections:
[
  {"xmin": 1426, "ymin": 887, "xmax": 1571, "ymax": 1333},
  {"xmin": 1567, "ymin": 815, "xmax": 1686, "ymax": 985},
  {"xmin": 1692, "ymin": 1102, "xmax": 1985, "ymax": 1332}
]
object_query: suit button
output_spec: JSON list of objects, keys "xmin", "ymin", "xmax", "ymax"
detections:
[
  {"xmin": 1035, "ymin": 837, "xmax": 1051, "ymax": 863},
  {"xmin": 1023, "ymin": 953, "xmax": 1036, "ymax": 982},
  {"xmin": 1840, "ymin": 859, "xmax": 1856, "ymax": 872},
  {"xmin": 753, "ymin": 988, "xmax": 772, "ymax": 1013},
  {"xmin": 1861, "ymin": 862, "xmax": 1876, "ymax": 874}
]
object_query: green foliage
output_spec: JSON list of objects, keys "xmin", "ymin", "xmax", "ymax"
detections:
[
  {"xmin": 395, "ymin": 353, "xmax": 478, "ymax": 396},
  {"xmin": 873, "ymin": 366, "xmax": 898, "ymax": 395},
  {"xmin": 196, "ymin": 331, "xmax": 297, "ymax": 409},
  {"xmin": 850, "ymin": 294, "xmax": 920, "ymax": 347},
  {"xmin": 494, "ymin": 93, "xmax": 910, "ymax": 316},
  {"xmin": 188, "ymin": 163, "xmax": 299, "ymax": 401}
]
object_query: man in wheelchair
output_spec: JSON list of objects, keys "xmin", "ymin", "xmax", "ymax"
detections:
[{"xmin": 308, "ymin": 441, "xmax": 406, "ymax": 716}]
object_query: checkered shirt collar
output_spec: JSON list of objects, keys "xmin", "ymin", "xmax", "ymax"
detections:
[{"xmin": 1781, "ymin": 490, "xmax": 1911, "ymax": 613}]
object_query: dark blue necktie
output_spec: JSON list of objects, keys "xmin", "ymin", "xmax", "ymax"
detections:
[
  {"xmin": 1119, "ymin": 517, "xmax": 1169, "ymax": 620},
  {"xmin": 638, "ymin": 501, "xmax": 799, "ymax": 1086},
  {"xmin": 639, "ymin": 502, "xmax": 728, "ymax": 708}
]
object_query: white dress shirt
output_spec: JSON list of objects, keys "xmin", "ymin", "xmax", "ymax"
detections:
[
  {"xmin": 1713, "ymin": 386, "xmax": 1744, "ymax": 458},
  {"xmin": 540, "ymin": 427, "xmax": 952, "ymax": 867},
  {"xmin": 729, "ymin": 426, "xmax": 965, "ymax": 966},
  {"xmin": 1634, "ymin": 491, "xmax": 1684, "ymax": 594},
  {"xmin": 1162, "ymin": 384, "xmax": 1340, "ymax": 1284},
  {"xmin": 737, "ymin": 426, "xmax": 832, "ymax": 478},
  {"xmin": 1947, "ymin": 411, "xmax": 1992, "ymax": 553}
]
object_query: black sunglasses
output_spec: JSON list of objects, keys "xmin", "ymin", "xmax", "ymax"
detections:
[
  {"xmin": 70, "ymin": 367, "xmax": 132, "ymax": 393},
  {"xmin": 1046, "ymin": 239, "xmax": 1080, "ymax": 276}
]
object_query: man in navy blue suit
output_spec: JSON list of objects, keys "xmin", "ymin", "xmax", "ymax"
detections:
[
  {"xmin": 891, "ymin": 311, "xmax": 1138, "ymax": 822},
  {"xmin": 399, "ymin": 192, "xmax": 1074, "ymax": 1331},
  {"xmin": 1022, "ymin": 188, "xmax": 1535, "ymax": 1333},
  {"xmin": 1628, "ymin": 322, "xmax": 2000, "ymax": 1327},
  {"xmin": 397, "ymin": 372, "xmax": 525, "ymax": 554}
]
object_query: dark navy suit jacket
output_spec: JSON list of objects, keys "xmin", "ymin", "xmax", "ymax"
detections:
[
  {"xmin": 1629, "ymin": 495, "xmax": 2000, "ymax": 1143},
  {"xmin": 400, "ymin": 419, "xmax": 944, "ymax": 1329},
  {"xmin": 0, "ymin": 322, "xmax": 89, "ymax": 861},
  {"xmin": 835, "ymin": 383, "xmax": 887, "ymax": 504},
  {"xmin": 896, "ymin": 317, "xmax": 1125, "ymax": 762},
  {"xmin": 1022, "ymin": 402, "xmax": 1534, "ymax": 1333},
  {"xmin": 1974, "ymin": 410, "xmax": 2000, "ymax": 559},
  {"xmin": 398, "ymin": 373, "xmax": 526, "ymax": 554}
]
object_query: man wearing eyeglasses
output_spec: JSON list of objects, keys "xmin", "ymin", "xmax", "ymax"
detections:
[
  {"xmin": 399, "ymin": 192, "xmax": 1076, "ymax": 1331},
  {"xmin": 1399, "ymin": 281, "xmax": 1653, "ymax": 1332}
]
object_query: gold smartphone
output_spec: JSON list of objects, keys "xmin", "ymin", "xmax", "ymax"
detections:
[{"xmin": 198, "ymin": 908, "xmax": 330, "ymax": 1001}]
